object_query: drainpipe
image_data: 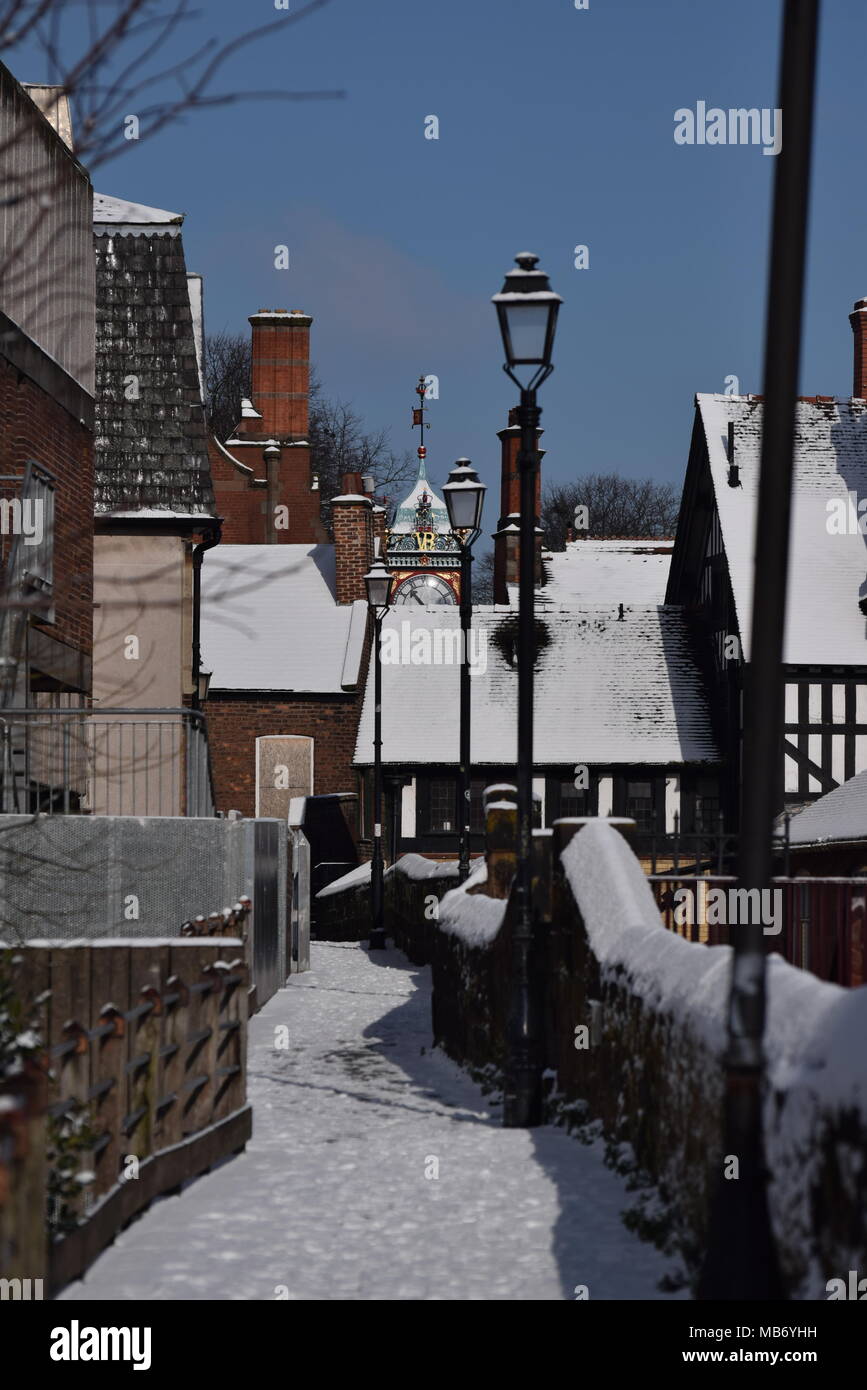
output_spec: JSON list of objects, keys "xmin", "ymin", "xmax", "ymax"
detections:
[
  {"xmin": 263, "ymin": 444, "xmax": 282, "ymax": 543},
  {"xmin": 192, "ymin": 517, "xmax": 223, "ymax": 711}
]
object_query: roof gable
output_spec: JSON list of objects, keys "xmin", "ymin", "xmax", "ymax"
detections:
[{"xmin": 697, "ymin": 394, "xmax": 867, "ymax": 666}]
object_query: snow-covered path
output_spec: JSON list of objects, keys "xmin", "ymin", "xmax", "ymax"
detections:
[{"xmin": 60, "ymin": 943, "xmax": 680, "ymax": 1301}]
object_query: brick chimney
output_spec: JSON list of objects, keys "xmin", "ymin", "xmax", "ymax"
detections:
[
  {"xmin": 851, "ymin": 299, "xmax": 867, "ymax": 399},
  {"xmin": 240, "ymin": 309, "xmax": 311, "ymax": 440},
  {"xmin": 492, "ymin": 408, "xmax": 544, "ymax": 605},
  {"xmin": 211, "ymin": 308, "xmax": 327, "ymax": 544},
  {"xmin": 332, "ymin": 471, "xmax": 373, "ymax": 604}
]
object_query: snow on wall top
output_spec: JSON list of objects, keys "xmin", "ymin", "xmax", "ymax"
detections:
[
  {"xmin": 201, "ymin": 545, "xmax": 366, "ymax": 693},
  {"xmin": 562, "ymin": 819, "xmax": 867, "ymax": 1117},
  {"xmin": 392, "ymin": 854, "xmax": 460, "ymax": 881},
  {"xmin": 698, "ymin": 394, "xmax": 867, "ymax": 665},
  {"xmin": 315, "ymin": 861, "xmax": 371, "ymax": 899},
  {"xmin": 353, "ymin": 604, "xmax": 719, "ymax": 766},
  {"xmin": 541, "ymin": 538, "xmax": 673, "ymax": 605},
  {"xmin": 787, "ymin": 768, "xmax": 867, "ymax": 847},
  {"xmin": 437, "ymin": 860, "xmax": 506, "ymax": 947},
  {"xmin": 562, "ymin": 819, "xmax": 732, "ymax": 1051}
]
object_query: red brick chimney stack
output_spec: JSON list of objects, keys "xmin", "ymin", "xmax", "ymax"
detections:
[
  {"xmin": 241, "ymin": 309, "xmax": 311, "ymax": 440},
  {"xmin": 492, "ymin": 407, "xmax": 545, "ymax": 605},
  {"xmin": 850, "ymin": 299, "xmax": 867, "ymax": 399},
  {"xmin": 209, "ymin": 308, "xmax": 327, "ymax": 544},
  {"xmin": 332, "ymin": 471, "xmax": 373, "ymax": 604}
]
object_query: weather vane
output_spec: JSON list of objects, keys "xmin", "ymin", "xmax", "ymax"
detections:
[{"xmin": 412, "ymin": 374, "xmax": 431, "ymax": 485}]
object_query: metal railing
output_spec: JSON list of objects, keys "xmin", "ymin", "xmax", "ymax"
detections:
[
  {"xmin": 649, "ymin": 873, "xmax": 866, "ymax": 987},
  {"xmin": 0, "ymin": 707, "xmax": 217, "ymax": 818}
]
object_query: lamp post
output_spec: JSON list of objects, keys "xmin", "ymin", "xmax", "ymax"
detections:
[
  {"xmin": 698, "ymin": 0, "xmax": 818, "ymax": 1301},
  {"xmin": 492, "ymin": 252, "xmax": 562, "ymax": 1127},
  {"xmin": 364, "ymin": 551, "xmax": 394, "ymax": 950},
  {"xmin": 443, "ymin": 459, "xmax": 487, "ymax": 883}
]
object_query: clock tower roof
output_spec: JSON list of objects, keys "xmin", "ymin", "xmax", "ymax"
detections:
[{"xmin": 390, "ymin": 461, "xmax": 452, "ymax": 534}]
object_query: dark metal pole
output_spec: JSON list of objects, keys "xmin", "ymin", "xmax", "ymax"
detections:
[
  {"xmin": 504, "ymin": 388, "xmax": 542, "ymax": 1128},
  {"xmin": 458, "ymin": 537, "xmax": 474, "ymax": 882},
  {"xmin": 369, "ymin": 610, "xmax": 386, "ymax": 949},
  {"xmin": 698, "ymin": 0, "xmax": 819, "ymax": 1300}
]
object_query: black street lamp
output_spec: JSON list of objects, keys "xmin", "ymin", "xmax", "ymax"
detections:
[
  {"xmin": 443, "ymin": 459, "xmax": 487, "ymax": 883},
  {"xmin": 698, "ymin": 0, "xmax": 819, "ymax": 1301},
  {"xmin": 492, "ymin": 252, "xmax": 562, "ymax": 1127},
  {"xmin": 364, "ymin": 551, "xmax": 394, "ymax": 950}
]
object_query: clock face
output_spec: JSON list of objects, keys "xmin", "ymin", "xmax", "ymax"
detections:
[{"xmin": 393, "ymin": 573, "xmax": 456, "ymax": 606}]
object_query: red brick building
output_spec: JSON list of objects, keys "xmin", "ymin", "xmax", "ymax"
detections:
[
  {"xmin": 202, "ymin": 309, "xmax": 377, "ymax": 835},
  {"xmin": 0, "ymin": 68, "xmax": 94, "ymax": 717}
]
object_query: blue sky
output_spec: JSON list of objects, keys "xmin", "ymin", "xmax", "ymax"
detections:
[{"xmin": 14, "ymin": 0, "xmax": 867, "ymax": 520}]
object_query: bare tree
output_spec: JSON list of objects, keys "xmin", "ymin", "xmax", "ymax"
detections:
[
  {"xmin": 542, "ymin": 474, "xmax": 679, "ymax": 551},
  {"xmin": 0, "ymin": 0, "xmax": 341, "ymax": 365},
  {"xmin": 204, "ymin": 329, "xmax": 252, "ymax": 444},
  {"xmin": 473, "ymin": 550, "xmax": 495, "ymax": 604},
  {"xmin": 0, "ymin": 0, "xmax": 341, "ymax": 171},
  {"xmin": 308, "ymin": 371, "xmax": 417, "ymax": 531}
]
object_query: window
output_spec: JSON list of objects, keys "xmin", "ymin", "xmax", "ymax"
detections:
[
  {"xmin": 626, "ymin": 779, "xmax": 655, "ymax": 832},
  {"xmin": 558, "ymin": 780, "xmax": 588, "ymax": 820},
  {"xmin": 426, "ymin": 776, "xmax": 455, "ymax": 833},
  {"xmin": 693, "ymin": 777, "xmax": 720, "ymax": 833}
]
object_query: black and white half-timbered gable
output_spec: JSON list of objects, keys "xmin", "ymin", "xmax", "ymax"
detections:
[{"xmin": 667, "ymin": 391, "xmax": 867, "ymax": 816}]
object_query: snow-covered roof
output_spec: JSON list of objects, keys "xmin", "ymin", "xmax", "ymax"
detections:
[
  {"xmin": 696, "ymin": 394, "xmax": 867, "ymax": 665},
  {"xmin": 201, "ymin": 545, "xmax": 366, "ymax": 693},
  {"xmin": 93, "ymin": 191, "xmax": 184, "ymax": 232},
  {"xmin": 788, "ymin": 770, "xmax": 867, "ymax": 848},
  {"xmin": 390, "ymin": 460, "xmax": 451, "ymax": 534},
  {"xmin": 542, "ymin": 538, "xmax": 673, "ymax": 605},
  {"xmin": 354, "ymin": 604, "xmax": 719, "ymax": 766}
]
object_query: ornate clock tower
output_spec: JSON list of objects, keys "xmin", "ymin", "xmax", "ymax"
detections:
[{"xmin": 386, "ymin": 377, "xmax": 462, "ymax": 604}]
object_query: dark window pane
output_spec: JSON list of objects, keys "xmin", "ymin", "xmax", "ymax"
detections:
[
  {"xmin": 427, "ymin": 777, "xmax": 455, "ymax": 833},
  {"xmin": 626, "ymin": 780, "xmax": 655, "ymax": 831},
  {"xmin": 693, "ymin": 777, "xmax": 720, "ymax": 833},
  {"xmin": 559, "ymin": 780, "xmax": 588, "ymax": 820}
]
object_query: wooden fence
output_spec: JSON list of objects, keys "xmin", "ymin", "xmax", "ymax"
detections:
[
  {"xmin": 649, "ymin": 874, "xmax": 866, "ymax": 986},
  {"xmin": 0, "ymin": 900, "xmax": 253, "ymax": 1295}
]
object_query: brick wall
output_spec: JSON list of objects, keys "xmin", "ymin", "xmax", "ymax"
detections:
[
  {"xmin": 242, "ymin": 311, "xmax": 311, "ymax": 441},
  {"xmin": 332, "ymin": 484, "xmax": 372, "ymax": 604},
  {"xmin": 493, "ymin": 419, "xmax": 544, "ymax": 605},
  {"xmin": 205, "ymin": 690, "xmax": 366, "ymax": 818},
  {"xmin": 0, "ymin": 352, "xmax": 93, "ymax": 668}
]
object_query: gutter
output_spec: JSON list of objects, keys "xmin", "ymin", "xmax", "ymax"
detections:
[{"xmin": 191, "ymin": 516, "xmax": 223, "ymax": 710}]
